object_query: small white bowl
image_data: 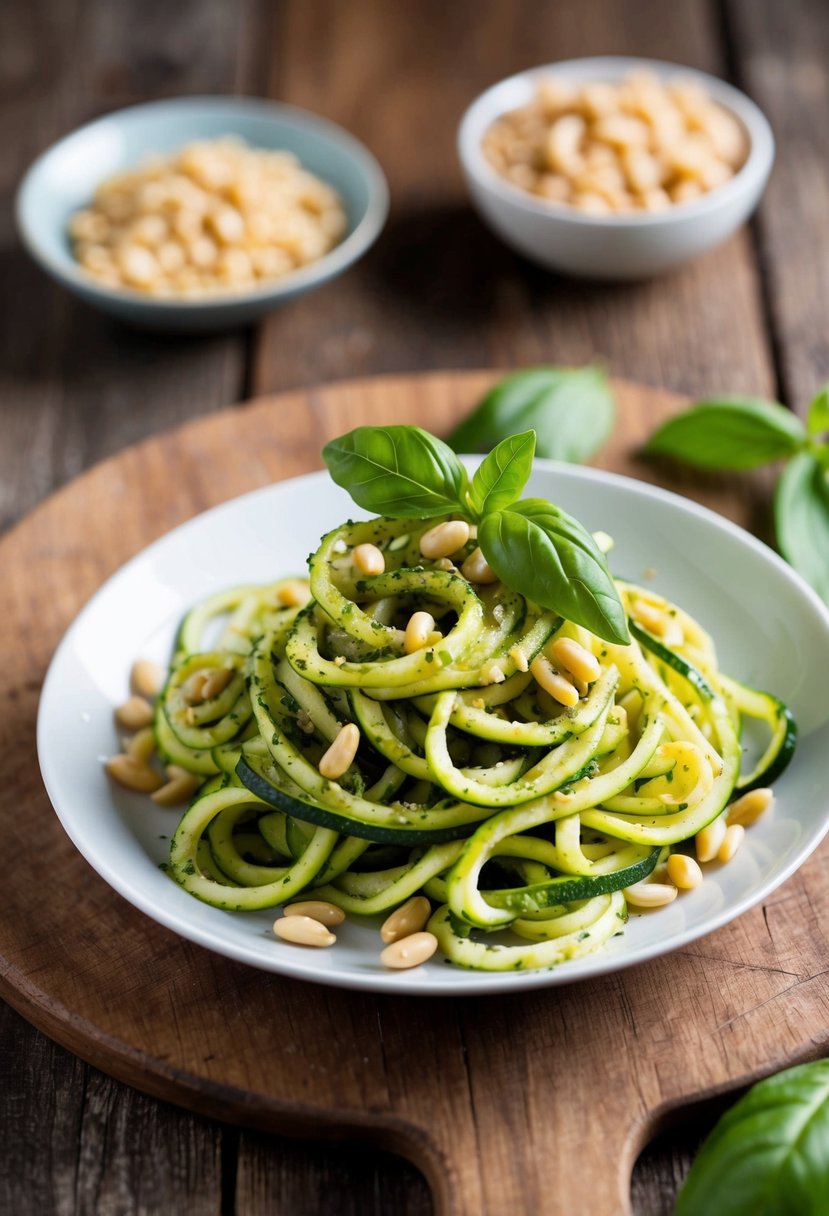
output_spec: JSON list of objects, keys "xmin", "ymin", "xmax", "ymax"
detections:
[
  {"xmin": 457, "ymin": 57, "xmax": 774, "ymax": 280},
  {"xmin": 16, "ymin": 96, "xmax": 389, "ymax": 332}
]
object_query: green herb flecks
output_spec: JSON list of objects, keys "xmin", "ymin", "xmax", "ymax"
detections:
[{"xmin": 322, "ymin": 423, "xmax": 629, "ymax": 644}]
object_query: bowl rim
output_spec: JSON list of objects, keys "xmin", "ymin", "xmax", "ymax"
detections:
[
  {"xmin": 457, "ymin": 55, "xmax": 775, "ymax": 228},
  {"xmin": 36, "ymin": 455, "xmax": 829, "ymax": 995},
  {"xmin": 15, "ymin": 93, "xmax": 390, "ymax": 311}
]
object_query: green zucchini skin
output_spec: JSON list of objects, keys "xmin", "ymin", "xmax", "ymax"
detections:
[
  {"xmin": 236, "ymin": 754, "xmax": 483, "ymax": 846},
  {"xmin": 481, "ymin": 847, "xmax": 661, "ymax": 913},
  {"xmin": 718, "ymin": 674, "xmax": 798, "ymax": 791},
  {"xmin": 631, "ymin": 619, "xmax": 797, "ymax": 793},
  {"xmin": 151, "ymin": 539, "xmax": 797, "ymax": 974},
  {"xmin": 168, "ymin": 783, "xmax": 337, "ymax": 911},
  {"xmin": 628, "ymin": 619, "xmax": 715, "ymax": 701}
]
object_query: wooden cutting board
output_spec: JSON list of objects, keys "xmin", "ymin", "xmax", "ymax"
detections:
[{"xmin": 2, "ymin": 371, "xmax": 826, "ymax": 1216}]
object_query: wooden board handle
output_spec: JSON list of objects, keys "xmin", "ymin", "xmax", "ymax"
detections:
[{"xmin": 397, "ymin": 1092, "xmax": 638, "ymax": 1216}]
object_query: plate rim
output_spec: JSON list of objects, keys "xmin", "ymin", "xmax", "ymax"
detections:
[{"xmin": 37, "ymin": 459, "xmax": 829, "ymax": 996}]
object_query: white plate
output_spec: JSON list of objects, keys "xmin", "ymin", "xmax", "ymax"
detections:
[{"xmin": 37, "ymin": 462, "xmax": 829, "ymax": 995}]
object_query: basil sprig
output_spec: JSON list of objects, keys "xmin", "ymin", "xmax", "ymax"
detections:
[
  {"xmin": 468, "ymin": 430, "xmax": 536, "ymax": 516},
  {"xmin": 447, "ymin": 365, "xmax": 615, "ymax": 463},
  {"xmin": 645, "ymin": 386, "xmax": 829, "ymax": 605},
  {"xmin": 645, "ymin": 396, "xmax": 806, "ymax": 469},
  {"xmin": 322, "ymin": 426, "xmax": 468, "ymax": 517},
  {"xmin": 478, "ymin": 499, "xmax": 628, "ymax": 643},
  {"xmin": 775, "ymin": 452, "xmax": 829, "ymax": 603},
  {"xmin": 322, "ymin": 424, "xmax": 629, "ymax": 645},
  {"xmin": 677, "ymin": 1060, "xmax": 829, "ymax": 1215}
]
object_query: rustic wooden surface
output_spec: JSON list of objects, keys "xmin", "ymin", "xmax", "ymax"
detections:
[
  {"xmin": 1, "ymin": 0, "xmax": 827, "ymax": 1212},
  {"xmin": 3, "ymin": 371, "xmax": 826, "ymax": 1216}
]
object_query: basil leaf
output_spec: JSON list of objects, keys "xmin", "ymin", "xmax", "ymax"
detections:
[
  {"xmin": 676, "ymin": 1060, "xmax": 829, "ymax": 1216},
  {"xmin": 478, "ymin": 499, "xmax": 629, "ymax": 644},
  {"xmin": 469, "ymin": 430, "xmax": 535, "ymax": 517},
  {"xmin": 323, "ymin": 426, "xmax": 468, "ymax": 518},
  {"xmin": 775, "ymin": 451, "xmax": 829, "ymax": 603},
  {"xmin": 645, "ymin": 397, "xmax": 806, "ymax": 470},
  {"xmin": 807, "ymin": 385, "xmax": 829, "ymax": 436},
  {"xmin": 448, "ymin": 366, "xmax": 615, "ymax": 463}
]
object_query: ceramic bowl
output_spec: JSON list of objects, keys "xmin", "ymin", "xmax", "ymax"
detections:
[
  {"xmin": 37, "ymin": 461, "xmax": 829, "ymax": 995},
  {"xmin": 16, "ymin": 96, "xmax": 388, "ymax": 331},
  {"xmin": 457, "ymin": 57, "xmax": 774, "ymax": 279}
]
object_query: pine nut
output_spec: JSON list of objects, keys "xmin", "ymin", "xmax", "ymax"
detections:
[
  {"xmin": 131, "ymin": 659, "xmax": 163, "ymax": 699},
  {"xmin": 353, "ymin": 543, "xmax": 385, "ymax": 576},
  {"xmin": 284, "ymin": 901, "xmax": 346, "ymax": 927},
  {"xmin": 106, "ymin": 754, "xmax": 164, "ymax": 793},
  {"xmin": 662, "ymin": 619, "xmax": 684, "ymax": 648},
  {"xmin": 695, "ymin": 815, "xmax": 727, "ymax": 863},
  {"xmin": 727, "ymin": 788, "xmax": 774, "ymax": 827},
  {"xmin": 718, "ymin": 823, "xmax": 745, "ymax": 862},
  {"xmin": 624, "ymin": 881, "xmax": 678, "ymax": 909},
  {"xmin": 547, "ymin": 113, "xmax": 587, "ymax": 174},
  {"xmin": 277, "ymin": 580, "xmax": 311, "ymax": 607},
  {"xmin": 183, "ymin": 671, "xmax": 210, "ymax": 705},
  {"xmin": 480, "ymin": 660, "xmax": 506, "ymax": 685},
  {"xmin": 460, "ymin": 547, "xmax": 498, "ymax": 584},
  {"xmin": 115, "ymin": 695, "xmax": 154, "ymax": 730},
  {"xmin": 530, "ymin": 656, "xmax": 579, "ymax": 707},
  {"xmin": 404, "ymin": 611, "xmax": 436, "ymax": 654},
  {"xmin": 273, "ymin": 915, "xmax": 336, "ymax": 947},
  {"xmin": 126, "ymin": 726, "xmax": 156, "ymax": 764},
  {"xmin": 419, "ymin": 520, "xmax": 470, "ymax": 560},
  {"xmin": 201, "ymin": 667, "xmax": 234, "ymax": 699},
  {"xmin": 550, "ymin": 637, "xmax": 601, "ymax": 683},
  {"xmin": 151, "ymin": 771, "xmax": 201, "ymax": 806},
  {"xmin": 319, "ymin": 722, "xmax": 361, "ymax": 780},
  {"xmin": 381, "ymin": 896, "xmax": 432, "ymax": 944},
  {"xmin": 666, "ymin": 853, "xmax": 703, "ymax": 890},
  {"xmin": 380, "ymin": 931, "xmax": 438, "ymax": 969},
  {"xmin": 509, "ymin": 645, "xmax": 529, "ymax": 673},
  {"xmin": 632, "ymin": 601, "xmax": 666, "ymax": 635}
]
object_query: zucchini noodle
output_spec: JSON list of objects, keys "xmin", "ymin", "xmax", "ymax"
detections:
[{"xmin": 158, "ymin": 517, "xmax": 796, "ymax": 972}]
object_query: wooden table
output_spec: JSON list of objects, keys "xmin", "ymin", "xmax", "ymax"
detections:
[{"xmin": 1, "ymin": 1, "xmax": 827, "ymax": 1212}]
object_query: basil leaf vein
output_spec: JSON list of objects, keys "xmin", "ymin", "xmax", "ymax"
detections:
[
  {"xmin": 469, "ymin": 430, "xmax": 535, "ymax": 517},
  {"xmin": 322, "ymin": 426, "xmax": 468, "ymax": 518},
  {"xmin": 448, "ymin": 366, "xmax": 615, "ymax": 464},
  {"xmin": 677, "ymin": 1060, "xmax": 829, "ymax": 1216},
  {"xmin": 774, "ymin": 451, "xmax": 829, "ymax": 603},
  {"xmin": 645, "ymin": 397, "xmax": 806, "ymax": 470},
  {"xmin": 478, "ymin": 499, "xmax": 629, "ymax": 645}
]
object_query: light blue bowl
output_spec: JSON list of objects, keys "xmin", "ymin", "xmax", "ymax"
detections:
[{"xmin": 16, "ymin": 96, "xmax": 389, "ymax": 332}]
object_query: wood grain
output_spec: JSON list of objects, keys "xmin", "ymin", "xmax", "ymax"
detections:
[
  {"xmin": 1, "ymin": 371, "xmax": 823, "ymax": 1216},
  {"xmin": 2, "ymin": 1, "xmax": 821, "ymax": 1210},
  {"xmin": 0, "ymin": 2, "xmax": 259, "ymax": 1211},
  {"xmin": 0, "ymin": 1002, "xmax": 227, "ymax": 1216},
  {"xmin": 253, "ymin": 0, "xmax": 774, "ymax": 402},
  {"xmin": 727, "ymin": 0, "xmax": 829, "ymax": 411},
  {"xmin": 0, "ymin": 0, "xmax": 260, "ymax": 533}
]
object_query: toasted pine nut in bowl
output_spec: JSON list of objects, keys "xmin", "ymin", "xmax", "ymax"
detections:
[
  {"xmin": 16, "ymin": 96, "xmax": 388, "ymax": 332},
  {"xmin": 457, "ymin": 57, "xmax": 774, "ymax": 279}
]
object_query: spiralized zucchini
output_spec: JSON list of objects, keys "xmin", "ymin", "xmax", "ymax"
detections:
[{"xmin": 161, "ymin": 517, "xmax": 795, "ymax": 972}]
